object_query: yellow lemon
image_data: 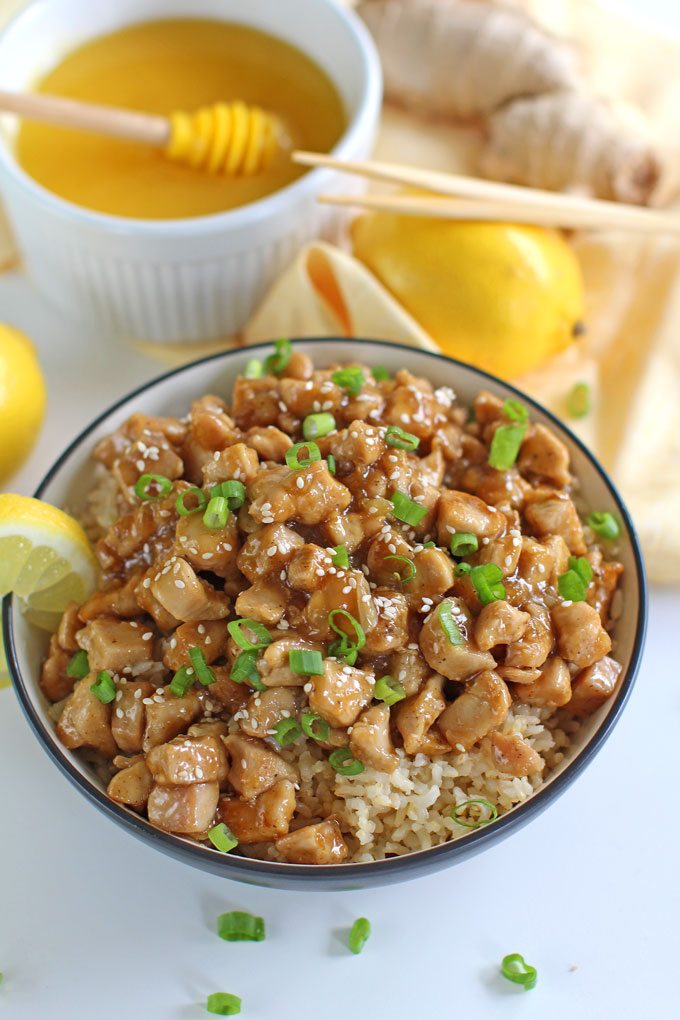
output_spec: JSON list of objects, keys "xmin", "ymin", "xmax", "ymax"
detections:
[
  {"xmin": 0, "ymin": 324, "xmax": 46, "ymax": 482},
  {"xmin": 352, "ymin": 215, "xmax": 585, "ymax": 379}
]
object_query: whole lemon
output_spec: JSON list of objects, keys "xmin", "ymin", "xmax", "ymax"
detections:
[
  {"xmin": 0, "ymin": 324, "xmax": 46, "ymax": 482},
  {"xmin": 352, "ymin": 215, "xmax": 584, "ymax": 378}
]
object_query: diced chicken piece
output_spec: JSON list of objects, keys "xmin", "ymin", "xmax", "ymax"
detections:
[
  {"xmin": 283, "ymin": 350, "xmax": 314, "ymax": 379},
  {"xmin": 474, "ymin": 390, "xmax": 505, "ymax": 425},
  {"xmin": 419, "ymin": 448, "xmax": 446, "ymax": 488},
  {"xmin": 524, "ymin": 493, "xmax": 586, "ymax": 554},
  {"xmin": 57, "ymin": 601, "xmax": 82, "ymax": 652},
  {"xmin": 235, "ymin": 578, "xmax": 288, "ymax": 626},
  {"xmin": 588, "ymin": 559, "xmax": 625, "ymax": 625},
  {"xmin": 349, "ymin": 704, "xmax": 399, "ymax": 773},
  {"xmin": 438, "ymin": 670, "xmax": 512, "ymax": 751},
  {"xmin": 237, "ymin": 523, "xmax": 304, "ymax": 583},
  {"xmin": 231, "ymin": 377, "xmax": 282, "ymax": 429},
  {"xmin": 223, "ymin": 734, "xmax": 297, "ymax": 800},
  {"xmin": 202, "ymin": 441, "xmax": 260, "ymax": 487},
  {"xmin": 113, "ymin": 435, "xmax": 184, "ymax": 500},
  {"xmin": 147, "ymin": 735, "xmax": 229, "ymax": 785},
  {"xmin": 505, "ymin": 603, "xmax": 553, "ymax": 669},
  {"xmin": 276, "ymin": 817, "xmax": 348, "ymax": 865},
  {"xmin": 243, "ymin": 426, "xmax": 292, "ymax": 463},
  {"xmin": 97, "ymin": 490, "xmax": 179, "ymax": 571},
  {"xmin": 569, "ymin": 656, "xmax": 622, "ymax": 716},
  {"xmin": 475, "ymin": 601, "xmax": 530, "ymax": 651},
  {"xmin": 366, "ymin": 529, "xmax": 413, "ymax": 586},
  {"xmin": 460, "ymin": 464, "xmax": 529, "ymax": 510},
  {"xmin": 322, "ymin": 500, "xmax": 391, "ymax": 552},
  {"xmin": 383, "ymin": 372, "xmax": 438, "ymax": 441},
  {"xmin": 497, "ymin": 665, "xmax": 542, "ymax": 684},
  {"xmin": 175, "ymin": 510, "xmax": 239, "ymax": 578},
  {"xmin": 309, "ymin": 660, "xmax": 374, "ymax": 728},
  {"xmin": 394, "ymin": 675, "xmax": 446, "ymax": 755},
  {"xmin": 364, "ymin": 590, "xmax": 409, "ymax": 654},
  {"xmin": 340, "ymin": 381, "xmax": 385, "ymax": 426},
  {"xmin": 287, "ymin": 544, "xmax": 332, "ymax": 591},
  {"xmin": 490, "ymin": 731, "xmax": 544, "ymax": 777},
  {"xmin": 40, "ymin": 634, "xmax": 75, "ymax": 701},
  {"xmin": 239, "ymin": 687, "xmax": 302, "ymax": 739},
  {"xmin": 142, "ymin": 690, "xmax": 202, "ymax": 752},
  {"xmin": 111, "ymin": 680, "xmax": 154, "ymax": 753},
  {"xmin": 278, "ymin": 375, "xmax": 343, "ymax": 419},
  {"xmin": 513, "ymin": 656, "xmax": 572, "ymax": 708},
  {"xmin": 419, "ymin": 598, "xmax": 495, "ymax": 681},
  {"xmin": 258, "ymin": 636, "xmax": 324, "ymax": 687},
  {"xmin": 218, "ymin": 780, "xmax": 296, "ymax": 843},
  {"xmin": 135, "ymin": 569, "xmax": 182, "ymax": 633},
  {"xmin": 150, "ymin": 557, "xmax": 230, "ymax": 622},
  {"xmin": 77, "ymin": 617, "xmax": 155, "ymax": 672},
  {"xmin": 436, "ymin": 490, "xmax": 505, "ymax": 545},
  {"xmin": 78, "ymin": 571, "xmax": 146, "ymax": 622},
  {"xmin": 94, "ymin": 413, "xmax": 185, "ymax": 468},
  {"xmin": 305, "ymin": 571, "xmax": 378, "ymax": 640},
  {"xmin": 432, "ymin": 420, "xmax": 463, "ymax": 462},
  {"xmin": 477, "ymin": 531, "xmax": 522, "ymax": 577},
  {"xmin": 517, "ymin": 537, "xmax": 555, "ymax": 586},
  {"xmin": 107, "ymin": 760, "xmax": 153, "ymax": 811},
  {"xmin": 147, "ymin": 781, "xmax": 219, "ymax": 835},
  {"xmin": 541, "ymin": 535, "xmax": 571, "ymax": 580},
  {"xmin": 56, "ymin": 676, "xmax": 117, "ymax": 757},
  {"xmin": 249, "ymin": 460, "xmax": 352, "ymax": 527},
  {"xmin": 408, "ymin": 547, "xmax": 456, "ymax": 601},
  {"xmin": 162, "ymin": 620, "xmax": 226, "ymax": 672},
  {"xmin": 552, "ymin": 601, "xmax": 612, "ymax": 668},
  {"xmin": 329, "ymin": 420, "xmax": 386, "ymax": 467},
  {"xmin": 184, "ymin": 395, "xmax": 238, "ymax": 462},
  {"xmin": 208, "ymin": 667, "xmax": 252, "ymax": 712},
  {"xmin": 187, "ymin": 720, "xmax": 231, "ymax": 739},
  {"xmin": 518, "ymin": 424, "xmax": 571, "ymax": 487},
  {"xmin": 389, "ymin": 647, "xmax": 431, "ymax": 697}
]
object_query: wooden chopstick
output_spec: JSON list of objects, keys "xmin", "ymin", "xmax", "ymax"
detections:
[{"xmin": 294, "ymin": 150, "xmax": 680, "ymax": 235}]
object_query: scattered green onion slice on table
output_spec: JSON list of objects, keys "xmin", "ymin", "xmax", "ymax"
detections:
[
  {"xmin": 217, "ymin": 911, "xmax": 265, "ymax": 942},
  {"xmin": 285, "ymin": 441, "xmax": 321, "ymax": 470},
  {"xmin": 227, "ymin": 618, "xmax": 272, "ymax": 651},
  {"xmin": 470, "ymin": 563, "xmax": 506, "ymax": 605},
  {"xmin": 567, "ymin": 381, "xmax": 591, "ymax": 419},
  {"xmin": 66, "ymin": 650, "xmax": 89, "ymax": 679},
  {"xmin": 348, "ymin": 917, "xmax": 371, "ymax": 954},
  {"xmin": 586, "ymin": 510, "xmax": 620, "ymax": 540},
  {"xmin": 203, "ymin": 495, "xmax": 229, "ymax": 530},
  {"xmin": 210, "ymin": 480, "xmax": 246, "ymax": 510},
  {"xmin": 451, "ymin": 798, "xmax": 498, "ymax": 829},
  {"xmin": 243, "ymin": 358, "xmax": 263, "ymax": 380},
  {"xmin": 331, "ymin": 544, "xmax": 349, "ymax": 568},
  {"xmin": 303, "ymin": 412, "xmax": 336, "ymax": 440},
  {"xmin": 134, "ymin": 473, "xmax": 172, "ymax": 501},
  {"xmin": 206, "ymin": 992, "xmax": 242, "ymax": 1015},
  {"xmin": 332, "ymin": 366, "xmax": 364, "ymax": 396},
  {"xmin": 390, "ymin": 491, "xmax": 427, "ymax": 526},
  {"xmin": 170, "ymin": 666, "xmax": 194, "ymax": 697},
  {"xmin": 289, "ymin": 649, "xmax": 324, "ymax": 676},
  {"xmin": 273, "ymin": 718, "xmax": 302, "ymax": 747},
  {"xmin": 90, "ymin": 670, "xmax": 116, "ymax": 704},
  {"xmin": 175, "ymin": 486, "xmax": 207, "ymax": 516},
  {"xmin": 329, "ymin": 748, "xmax": 365, "ymax": 776},
  {"xmin": 488, "ymin": 422, "xmax": 528, "ymax": 471},
  {"xmin": 301, "ymin": 710, "xmax": 330, "ymax": 743},
  {"xmin": 501, "ymin": 953, "xmax": 538, "ymax": 990},
  {"xmin": 374, "ymin": 674, "xmax": 406, "ymax": 706},
  {"xmin": 189, "ymin": 646, "xmax": 216, "ymax": 686},
  {"xmin": 438, "ymin": 602, "xmax": 463, "ymax": 645},
  {"xmin": 230, "ymin": 650, "xmax": 260, "ymax": 686},
  {"xmin": 327, "ymin": 454, "xmax": 337, "ymax": 476},
  {"xmin": 449, "ymin": 532, "xmax": 478, "ymax": 557},
  {"xmin": 385, "ymin": 425, "xmax": 420, "ymax": 451},
  {"xmin": 384, "ymin": 554, "xmax": 416, "ymax": 583},
  {"xmin": 263, "ymin": 338, "xmax": 292, "ymax": 375},
  {"xmin": 371, "ymin": 365, "xmax": 391, "ymax": 382},
  {"xmin": 207, "ymin": 823, "xmax": 238, "ymax": 854},
  {"xmin": 502, "ymin": 398, "xmax": 529, "ymax": 423}
]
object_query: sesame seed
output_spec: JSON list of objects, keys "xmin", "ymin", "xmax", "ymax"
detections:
[
  {"xmin": 115, "ymin": 708, "xmax": 124, "ymax": 718},
  {"xmin": 296, "ymin": 477, "xmax": 305, "ymax": 489},
  {"xmin": 143, "ymin": 631, "xmax": 153, "ymax": 640},
  {"xmin": 175, "ymin": 580, "xmax": 186, "ymax": 588}
]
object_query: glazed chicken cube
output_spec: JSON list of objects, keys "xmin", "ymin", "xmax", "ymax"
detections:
[
  {"xmin": 476, "ymin": 531, "xmax": 522, "ymax": 577},
  {"xmin": 436, "ymin": 490, "xmax": 505, "ymax": 544},
  {"xmin": 208, "ymin": 667, "xmax": 252, "ymax": 713},
  {"xmin": 239, "ymin": 687, "xmax": 302, "ymax": 739},
  {"xmin": 236, "ymin": 522, "xmax": 305, "ymax": 583},
  {"xmin": 460, "ymin": 464, "xmax": 529, "ymax": 510},
  {"xmin": 222, "ymin": 734, "xmax": 298, "ymax": 800},
  {"xmin": 56, "ymin": 601, "xmax": 82, "ymax": 652},
  {"xmin": 305, "ymin": 570, "xmax": 378, "ymax": 640},
  {"xmin": 517, "ymin": 537, "xmax": 555, "ymax": 586},
  {"xmin": 78, "ymin": 571, "xmax": 146, "ymax": 622},
  {"xmin": 322, "ymin": 500, "xmax": 391, "ymax": 552},
  {"xmin": 162, "ymin": 620, "xmax": 226, "ymax": 672},
  {"xmin": 97, "ymin": 490, "xmax": 178, "ymax": 570},
  {"xmin": 235, "ymin": 578, "xmax": 288, "ymax": 626},
  {"xmin": 408, "ymin": 547, "xmax": 456, "ymax": 601},
  {"xmin": 366, "ymin": 529, "xmax": 413, "ymax": 586},
  {"xmin": 202, "ymin": 441, "xmax": 259, "ymax": 488},
  {"xmin": 250, "ymin": 460, "xmax": 352, "ymax": 527},
  {"xmin": 513, "ymin": 656, "xmax": 572, "ymax": 708},
  {"xmin": 518, "ymin": 424, "xmax": 571, "ymax": 488},
  {"xmin": 552, "ymin": 601, "xmax": 612, "ymax": 667},
  {"xmin": 258, "ymin": 636, "xmax": 324, "ymax": 688},
  {"xmin": 363, "ymin": 590, "xmax": 409, "ymax": 655},
  {"xmin": 568, "ymin": 655, "xmax": 622, "ymax": 716},
  {"xmin": 308, "ymin": 660, "xmax": 374, "ymax": 729},
  {"xmin": 275, "ymin": 817, "xmax": 348, "ymax": 865},
  {"xmin": 389, "ymin": 646, "xmax": 431, "ymax": 697},
  {"xmin": 490, "ymin": 731, "xmax": 544, "ymax": 777},
  {"xmin": 107, "ymin": 760, "xmax": 153, "ymax": 811},
  {"xmin": 40, "ymin": 634, "xmax": 75, "ymax": 702},
  {"xmin": 504, "ymin": 602, "xmax": 554, "ymax": 669},
  {"xmin": 349, "ymin": 704, "xmax": 399, "ymax": 773},
  {"xmin": 77, "ymin": 617, "xmax": 155, "ymax": 672},
  {"xmin": 231, "ymin": 377, "xmax": 282, "ymax": 429},
  {"xmin": 218, "ymin": 779, "xmax": 296, "ymax": 843},
  {"xmin": 175, "ymin": 510, "xmax": 239, "ymax": 578},
  {"xmin": 142, "ymin": 690, "xmax": 202, "ymax": 752},
  {"xmin": 278, "ymin": 375, "xmax": 344, "ymax": 418},
  {"xmin": 56, "ymin": 676, "xmax": 116, "ymax": 757},
  {"xmin": 187, "ymin": 721, "xmax": 231, "ymax": 740},
  {"xmin": 111, "ymin": 680, "xmax": 154, "ymax": 753},
  {"xmin": 497, "ymin": 666, "xmax": 542, "ymax": 684},
  {"xmin": 438, "ymin": 670, "xmax": 512, "ymax": 751},
  {"xmin": 475, "ymin": 601, "xmax": 530, "ymax": 651},
  {"xmin": 287, "ymin": 544, "xmax": 332, "ymax": 591},
  {"xmin": 394, "ymin": 675, "xmax": 446, "ymax": 755},
  {"xmin": 541, "ymin": 535, "xmax": 571, "ymax": 580},
  {"xmin": 244, "ymin": 426, "xmax": 293, "ymax": 463},
  {"xmin": 383, "ymin": 372, "xmax": 438, "ymax": 441},
  {"xmin": 147, "ymin": 781, "xmax": 219, "ymax": 835},
  {"xmin": 150, "ymin": 557, "xmax": 230, "ymax": 622},
  {"xmin": 419, "ymin": 598, "xmax": 495, "ymax": 681},
  {"xmin": 135, "ymin": 570, "xmax": 182, "ymax": 633},
  {"xmin": 524, "ymin": 492, "xmax": 586, "ymax": 554},
  {"xmin": 113, "ymin": 435, "xmax": 184, "ymax": 500},
  {"xmin": 329, "ymin": 420, "xmax": 386, "ymax": 467},
  {"xmin": 146, "ymin": 734, "xmax": 229, "ymax": 785}
]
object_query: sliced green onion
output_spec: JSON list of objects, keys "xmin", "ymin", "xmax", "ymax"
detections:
[
  {"xmin": 203, "ymin": 495, "xmax": 229, "ymax": 530},
  {"xmin": 331, "ymin": 544, "xmax": 349, "ymax": 569},
  {"xmin": 503, "ymin": 398, "xmax": 529, "ymax": 423},
  {"xmin": 303, "ymin": 412, "xmax": 336, "ymax": 440},
  {"xmin": 189, "ymin": 646, "xmax": 216, "ymax": 686},
  {"xmin": 451, "ymin": 797, "xmax": 498, "ymax": 829},
  {"xmin": 422, "ymin": 541, "xmax": 436, "ymax": 549},
  {"xmin": 217, "ymin": 911, "xmax": 265, "ymax": 942},
  {"xmin": 385, "ymin": 425, "xmax": 420, "ymax": 452},
  {"xmin": 470, "ymin": 563, "xmax": 506, "ymax": 605},
  {"xmin": 384, "ymin": 554, "xmax": 416, "ymax": 583},
  {"xmin": 230, "ymin": 650, "xmax": 260, "ymax": 686},
  {"xmin": 390, "ymin": 491, "xmax": 427, "ymax": 526},
  {"xmin": 301, "ymin": 710, "xmax": 330, "ymax": 743},
  {"xmin": 449, "ymin": 532, "xmax": 478, "ymax": 557},
  {"xmin": 210, "ymin": 480, "xmax": 246, "ymax": 510},
  {"xmin": 90, "ymin": 670, "xmax": 115, "ymax": 704},
  {"xmin": 501, "ymin": 953, "xmax": 537, "ymax": 991},
  {"xmin": 134, "ymin": 473, "xmax": 172, "ymax": 501},
  {"xmin": 227, "ymin": 619, "xmax": 272, "ymax": 651},
  {"xmin": 557, "ymin": 569, "xmax": 588, "ymax": 603},
  {"xmin": 372, "ymin": 365, "xmax": 391, "ymax": 382},
  {"xmin": 244, "ymin": 358, "xmax": 263, "ymax": 380},
  {"xmin": 273, "ymin": 718, "xmax": 302, "ymax": 746},
  {"xmin": 455, "ymin": 562, "xmax": 472, "ymax": 576},
  {"xmin": 327, "ymin": 454, "xmax": 337, "ymax": 476},
  {"xmin": 488, "ymin": 422, "xmax": 528, "ymax": 471},
  {"xmin": 328, "ymin": 639, "xmax": 358, "ymax": 666},
  {"xmin": 328, "ymin": 609, "xmax": 365, "ymax": 660},
  {"xmin": 329, "ymin": 748, "xmax": 365, "ymax": 776},
  {"xmin": 586, "ymin": 510, "xmax": 620, "ymax": 540},
  {"xmin": 176, "ymin": 486, "xmax": 207, "ymax": 516},
  {"xmin": 285, "ymin": 441, "xmax": 321, "ymax": 470},
  {"xmin": 348, "ymin": 917, "xmax": 371, "ymax": 954},
  {"xmin": 374, "ymin": 674, "xmax": 406, "ymax": 706},
  {"xmin": 206, "ymin": 992, "xmax": 242, "ymax": 1016},
  {"xmin": 263, "ymin": 338, "xmax": 292, "ymax": 375},
  {"xmin": 569, "ymin": 555, "xmax": 593, "ymax": 586},
  {"xmin": 289, "ymin": 649, "xmax": 324, "ymax": 676},
  {"xmin": 66, "ymin": 650, "xmax": 89, "ymax": 679},
  {"xmin": 170, "ymin": 666, "xmax": 194, "ymax": 697},
  {"xmin": 207, "ymin": 823, "xmax": 238, "ymax": 854},
  {"xmin": 332, "ymin": 366, "xmax": 364, "ymax": 397},
  {"xmin": 438, "ymin": 602, "xmax": 464, "ymax": 645},
  {"xmin": 567, "ymin": 381, "xmax": 591, "ymax": 419}
]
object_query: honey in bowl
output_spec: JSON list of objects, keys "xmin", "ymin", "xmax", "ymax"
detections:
[{"xmin": 15, "ymin": 18, "xmax": 347, "ymax": 219}]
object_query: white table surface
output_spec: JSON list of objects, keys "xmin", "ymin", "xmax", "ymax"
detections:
[{"xmin": 1, "ymin": 2, "xmax": 679, "ymax": 1016}]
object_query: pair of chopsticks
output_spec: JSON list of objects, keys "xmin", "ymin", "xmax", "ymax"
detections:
[{"xmin": 293, "ymin": 150, "xmax": 680, "ymax": 235}]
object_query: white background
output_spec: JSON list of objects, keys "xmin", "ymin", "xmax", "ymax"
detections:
[{"xmin": 1, "ymin": 2, "xmax": 678, "ymax": 1017}]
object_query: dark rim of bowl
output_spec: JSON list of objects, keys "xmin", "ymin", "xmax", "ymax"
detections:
[{"xmin": 3, "ymin": 338, "xmax": 648, "ymax": 882}]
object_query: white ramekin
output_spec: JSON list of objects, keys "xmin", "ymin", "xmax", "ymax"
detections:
[{"xmin": 0, "ymin": 0, "xmax": 381, "ymax": 343}]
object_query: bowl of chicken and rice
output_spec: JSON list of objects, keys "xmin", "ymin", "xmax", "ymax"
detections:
[{"xmin": 3, "ymin": 338, "xmax": 646, "ymax": 890}]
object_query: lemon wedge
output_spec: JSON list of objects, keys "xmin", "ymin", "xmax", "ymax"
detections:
[
  {"xmin": 0, "ymin": 324, "xmax": 46, "ymax": 482},
  {"xmin": 0, "ymin": 494, "xmax": 98, "ymax": 641}
]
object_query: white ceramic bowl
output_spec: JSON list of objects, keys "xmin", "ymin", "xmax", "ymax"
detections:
[
  {"xmin": 0, "ymin": 0, "xmax": 381, "ymax": 343},
  {"xmin": 2, "ymin": 339, "xmax": 647, "ymax": 890}
]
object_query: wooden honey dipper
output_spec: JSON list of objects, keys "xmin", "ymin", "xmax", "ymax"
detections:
[{"xmin": 0, "ymin": 90, "xmax": 282, "ymax": 176}]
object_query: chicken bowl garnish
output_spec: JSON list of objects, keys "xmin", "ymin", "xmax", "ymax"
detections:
[{"xmin": 41, "ymin": 342, "xmax": 625, "ymax": 865}]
